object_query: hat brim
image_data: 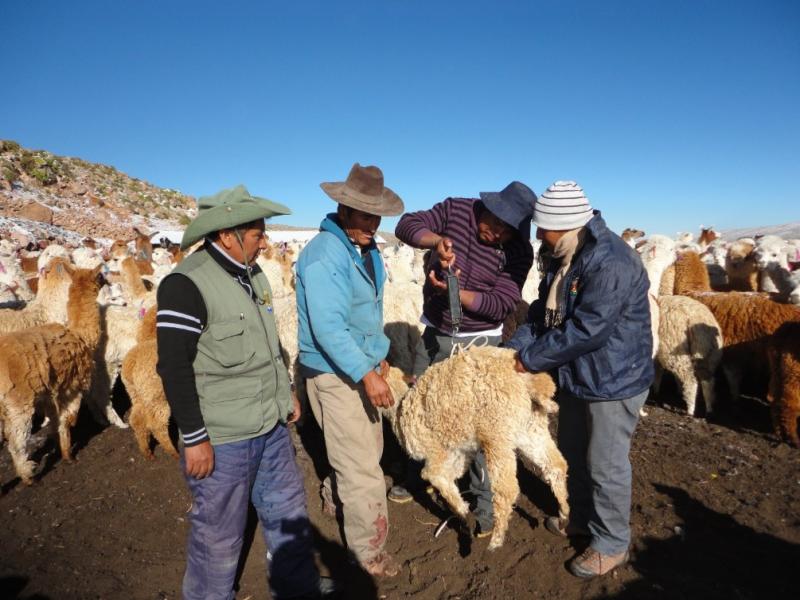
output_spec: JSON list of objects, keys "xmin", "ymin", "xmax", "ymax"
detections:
[
  {"xmin": 479, "ymin": 192, "xmax": 532, "ymax": 239},
  {"xmin": 180, "ymin": 198, "xmax": 291, "ymax": 249},
  {"xmin": 320, "ymin": 182, "xmax": 404, "ymax": 217}
]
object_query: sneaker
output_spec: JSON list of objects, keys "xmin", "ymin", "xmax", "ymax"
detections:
[
  {"xmin": 387, "ymin": 484, "xmax": 414, "ymax": 504},
  {"xmin": 544, "ymin": 516, "xmax": 590, "ymax": 538},
  {"xmin": 360, "ymin": 552, "xmax": 402, "ymax": 578},
  {"xmin": 568, "ymin": 547, "xmax": 629, "ymax": 579}
]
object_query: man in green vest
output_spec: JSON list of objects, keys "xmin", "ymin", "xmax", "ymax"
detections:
[{"xmin": 156, "ymin": 185, "xmax": 335, "ymax": 600}]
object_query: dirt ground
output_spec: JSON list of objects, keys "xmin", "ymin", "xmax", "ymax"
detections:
[{"xmin": 1, "ymin": 380, "xmax": 799, "ymax": 600}]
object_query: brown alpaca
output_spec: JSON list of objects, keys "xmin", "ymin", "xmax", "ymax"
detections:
[
  {"xmin": 383, "ymin": 346, "xmax": 568, "ymax": 550},
  {"xmin": 726, "ymin": 239, "xmax": 759, "ymax": 291},
  {"xmin": 120, "ymin": 307, "xmax": 179, "ymax": 460},
  {"xmin": 119, "ymin": 256, "xmax": 156, "ymax": 308},
  {"xmin": 688, "ymin": 292, "xmax": 800, "ymax": 401},
  {"xmin": 767, "ymin": 322, "xmax": 800, "ymax": 447},
  {"xmin": 673, "ymin": 251, "xmax": 711, "ymax": 295},
  {"xmin": 0, "ymin": 257, "xmax": 74, "ymax": 333},
  {"xmin": 0, "ymin": 266, "xmax": 104, "ymax": 484},
  {"xmin": 133, "ymin": 227, "xmax": 153, "ymax": 262}
]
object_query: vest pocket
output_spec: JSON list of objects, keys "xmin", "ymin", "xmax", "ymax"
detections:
[{"xmin": 204, "ymin": 319, "xmax": 255, "ymax": 367}]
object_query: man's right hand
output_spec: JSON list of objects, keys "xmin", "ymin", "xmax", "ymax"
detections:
[
  {"xmin": 184, "ymin": 440, "xmax": 215, "ymax": 479},
  {"xmin": 362, "ymin": 369, "xmax": 395, "ymax": 408},
  {"xmin": 434, "ymin": 237, "xmax": 456, "ymax": 270}
]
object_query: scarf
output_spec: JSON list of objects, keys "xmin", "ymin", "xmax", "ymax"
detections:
[{"xmin": 544, "ymin": 227, "xmax": 586, "ymax": 328}]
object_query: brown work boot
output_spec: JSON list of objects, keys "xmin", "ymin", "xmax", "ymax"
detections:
[
  {"xmin": 544, "ymin": 516, "xmax": 590, "ymax": 538},
  {"xmin": 361, "ymin": 552, "xmax": 402, "ymax": 578},
  {"xmin": 568, "ymin": 547, "xmax": 629, "ymax": 579}
]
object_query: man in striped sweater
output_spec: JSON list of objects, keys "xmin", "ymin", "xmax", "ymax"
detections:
[{"xmin": 393, "ymin": 181, "xmax": 536, "ymax": 537}]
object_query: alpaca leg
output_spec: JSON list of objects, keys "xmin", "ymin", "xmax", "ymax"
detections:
[
  {"xmin": 5, "ymin": 408, "xmax": 36, "ymax": 484},
  {"xmin": 652, "ymin": 363, "xmax": 664, "ymax": 396},
  {"xmin": 517, "ymin": 429, "xmax": 570, "ymax": 523},
  {"xmin": 99, "ymin": 363, "xmax": 129, "ymax": 429},
  {"xmin": 722, "ymin": 364, "xmax": 742, "ymax": 402},
  {"xmin": 421, "ymin": 451, "xmax": 470, "ymax": 519},
  {"xmin": 773, "ymin": 379, "xmax": 800, "ymax": 448},
  {"xmin": 152, "ymin": 419, "xmax": 179, "ymax": 459},
  {"xmin": 700, "ymin": 376, "xmax": 717, "ymax": 416},
  {"xmin": 481, "ymin": 442, "xmax": 519, "ymax": 550},
  {"xmin": 128, "ymin": 406, "xmax": 154, "ymax": 460},
  {"xmin": 57, "ymin": 394, "xmax": 82, "ymax": 462},
  {"xmin": 679, "ymin": 375, "xmax": 699, "ymax": 417}
]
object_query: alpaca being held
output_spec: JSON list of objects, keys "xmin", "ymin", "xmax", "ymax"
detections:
[{"xmin": 382, "ymin": 345, "xmax": 569, "ymax": 550}]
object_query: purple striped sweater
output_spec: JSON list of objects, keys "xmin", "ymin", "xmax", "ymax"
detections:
[{"xmin": 395, "ymin": 198, "xmax": 533, "ymax": 334}]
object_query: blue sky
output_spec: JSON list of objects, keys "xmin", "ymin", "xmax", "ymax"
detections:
[{"xmin": 1, "ymin": 0, "xmax": 798, "ymax": 237}]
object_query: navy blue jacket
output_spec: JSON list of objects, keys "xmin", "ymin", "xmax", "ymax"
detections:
[{"xmin": 507, "ymin": 212, "xmax": 654, "ymax": 401}]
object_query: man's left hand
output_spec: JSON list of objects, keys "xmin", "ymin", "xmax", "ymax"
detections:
[
  {"xmin": 513, "ymin": 354, "xmax": 528, "ymax": 373},
  {"xmin": 287, "ymin": 392, "xmax": 302, "ymax": 424}
]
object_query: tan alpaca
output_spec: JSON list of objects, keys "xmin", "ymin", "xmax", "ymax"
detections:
[
  {"xmin": 86, "ymin": 303, "xmax": 144, "ymax": 429},
  {"xmin": 120, "ymin": 307, "xmax": 179, "ymax": 460},
  {"xmin": 119, "ymin": 256, "xmax": 156, "ymax": 309},
  {"xmin": 0, "ymin": 257, "xmax": 74, "ymax": 333},
  {"xmin": 0, "ymin": 266, "xmax": 104, "ymax": 485},
  {"xmin": 383, "ymin": 346, "xmax": 569, "ymax": 550}
]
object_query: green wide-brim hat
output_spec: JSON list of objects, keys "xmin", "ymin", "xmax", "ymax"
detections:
[{"xmin": 181, "ymin": 184, "xmax": 292, "ymax": 250}]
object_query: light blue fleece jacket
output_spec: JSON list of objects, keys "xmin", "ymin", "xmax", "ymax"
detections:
[{"xmin": 296, "ymin": 214, "xmax": 390, "ymax": 383}]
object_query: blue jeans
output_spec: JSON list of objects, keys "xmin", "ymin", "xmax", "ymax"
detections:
[
  {"xmin": 557, "ymin": 390, "xmax": 648, "ymax": 555},
  {"xmin": 181, "ymin": 425, "xmax": 319, "ymax": 600}
]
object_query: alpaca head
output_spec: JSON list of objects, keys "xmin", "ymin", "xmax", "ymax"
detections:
[{"xmin": 380, "ymin": 366, "xmax": 415, "ymax": 421}]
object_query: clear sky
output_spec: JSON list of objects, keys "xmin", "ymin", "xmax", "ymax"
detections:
[{"xmin": 1, "ymin": 0, "xmax": 798, "ymax": 237}]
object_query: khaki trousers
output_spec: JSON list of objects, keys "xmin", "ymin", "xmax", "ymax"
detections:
[{"xmin": 306, "ymin": 372, "xmax": 387, "ymax": 562}]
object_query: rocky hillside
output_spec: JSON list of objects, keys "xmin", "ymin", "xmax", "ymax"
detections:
[{"xmin": 0, "ymin": 140, "xmax": 196, "ymax": 241}]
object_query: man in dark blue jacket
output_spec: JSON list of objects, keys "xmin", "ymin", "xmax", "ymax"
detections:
[{"xmin": 507, "ymin": 181, "xmax": 653, "ymax": 579}]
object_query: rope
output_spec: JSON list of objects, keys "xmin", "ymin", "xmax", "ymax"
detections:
[{"xmin": 449, "ymin": 334, "xmax": 490, "ymax": 358}]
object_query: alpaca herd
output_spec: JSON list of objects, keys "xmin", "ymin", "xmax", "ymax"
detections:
[{"xmin": 1, "ymin": 224, "xmax": 799, "ymax": 543}]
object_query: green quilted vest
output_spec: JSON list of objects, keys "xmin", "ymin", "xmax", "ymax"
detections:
[{"xmin": 174, "ymin": 249, "xmax": 292, "ymax": 445}]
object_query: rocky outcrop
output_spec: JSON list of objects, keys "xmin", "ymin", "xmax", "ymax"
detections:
[{"xmin": 19, "ymin": 201, "xmax": 54, "ymax": 224}]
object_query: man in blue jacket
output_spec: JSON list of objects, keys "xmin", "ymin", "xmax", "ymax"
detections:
[
  {"xmin": 296, "ymin": 163, "xmax": 403, "ymax": 578},
  {"xmin": 507, "ymin": 181, "xmax": 654, "ymax": 579}
]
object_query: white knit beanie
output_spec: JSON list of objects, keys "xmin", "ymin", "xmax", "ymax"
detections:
[{"xmin": 532, "ymin": 181, "xmax": 594, "ymax": 230}]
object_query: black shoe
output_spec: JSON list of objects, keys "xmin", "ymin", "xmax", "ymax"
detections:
[{"xmin": 285, "ymin": 576, "xmax": 342, "ymax": 599}]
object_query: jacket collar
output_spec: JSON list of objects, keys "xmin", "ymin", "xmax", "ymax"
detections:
[
  {"xmin": 203, "ymin": 238, "xmax": 263, "ymax": 277},
  {"xmin": 319, "ymin": 213, "xmax": 384, "ymax": 290}
]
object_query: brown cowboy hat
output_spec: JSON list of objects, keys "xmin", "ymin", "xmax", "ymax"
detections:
[{"xmin": 320, "ymin": 163, "xmax": 404, "ymax": 217}]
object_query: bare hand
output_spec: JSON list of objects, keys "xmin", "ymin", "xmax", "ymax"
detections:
[
  {"xmin": 513, "ymin": 354, "xmax": 528, "ymax": 373},
  {"xmin": 287, "ymin": 392, "xmax": 302, "ymax": 424},
  {"xmin": 184, "ymin": 441, "xmax": 215, "ymax": 479},
  {"xmin": 379, "ymin": 360, "xmax": 390, "ymax": 380},
  {"xmin": 363, "ymin": 369, "xmax": 395, "ymax": 408},
  {"xmin": 427, "ymin": 267, "xmax": 461, "ymax": 295},
  {"xmin": 434, "ymin": 237, "xmax": 456, "ymax": 270}
]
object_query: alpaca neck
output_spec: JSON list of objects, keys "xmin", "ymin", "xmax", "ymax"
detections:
[
  {"xmin": 122, "ymin": 259, "xmax": 148, "ymax": 301},
  {"xmin": 67, "ymin": 283, "xmax": 101, "ymax": 349},
  {"xmin": 644, "ymin": 256, "xmax": 673, "ymax": 297}
]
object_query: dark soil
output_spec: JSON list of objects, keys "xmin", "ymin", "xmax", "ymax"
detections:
[{"xmin": 1, "ymin": 383, "xmax": 799, "ymax": 600}]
